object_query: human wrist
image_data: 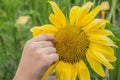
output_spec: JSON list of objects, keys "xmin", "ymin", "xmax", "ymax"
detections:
[
  {"xmin": 13, "ymin": 67, "xmax": 38, "ymax": 80},
  {"xmin": 13, "ymin": 73, "xmax": 39, "ymax": 80}
]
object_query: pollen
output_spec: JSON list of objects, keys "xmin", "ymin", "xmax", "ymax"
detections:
[{"xmin": 55, "ymin": 25, "xmax": 89, "ymax": 64}]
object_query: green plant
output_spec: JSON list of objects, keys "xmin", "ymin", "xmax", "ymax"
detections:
[{"xmin": 0, "ymin": 0, "xmax": 120, "ymax": 80}]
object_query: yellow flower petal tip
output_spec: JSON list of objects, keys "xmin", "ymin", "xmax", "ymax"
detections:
[
  {"xmin": 31, "ymin": 1, "xmax": 117, "ymax": 80},
  {"xmin": 85, "ymin": 1, "xmax": 94, "ymax": 5},
  {"xmin": 30, "ymin": 26, "xmax": 39, "ymax": 32},
  {"xmin": 47, "ymin": 1, "xmax": 55, "ymax": 5}
]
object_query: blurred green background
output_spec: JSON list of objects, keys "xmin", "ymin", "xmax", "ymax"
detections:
[{"xmin": 0, "ymin": 0, "xmax": 120, "ymax": 80}]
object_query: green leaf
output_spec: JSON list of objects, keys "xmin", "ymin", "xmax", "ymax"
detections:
[{"xmin": 106, "ymin": 23, "xmax": 120, "ymax": 80}]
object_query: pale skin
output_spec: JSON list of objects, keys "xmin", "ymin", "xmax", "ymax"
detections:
[{"xmin": 13, "ymin": 34, "xmax": 59, "ymax": 80}]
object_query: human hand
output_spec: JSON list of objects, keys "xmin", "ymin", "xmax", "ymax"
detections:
[{"xmin": 13, "ymin": 34, "xmax": 59, "ymax": 80}]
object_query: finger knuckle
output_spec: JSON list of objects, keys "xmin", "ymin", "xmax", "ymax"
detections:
[
  {"xmin": 42, "ymin": 34, "xmax": 54, "ymax": 39},
  {"xmin": 47, "ymin": 41, "xmax": 54, "ymax": 46},
  {"xmin": 40, "ymin": 34, "xmax": 49, "ymax": 38},
  {"xmin": 51, "ymin": 47, "xmax": 56, "ymax": 52},
  {"xmin": 42, "ymin": 56, "xmax": 50, "ymax": 63}
]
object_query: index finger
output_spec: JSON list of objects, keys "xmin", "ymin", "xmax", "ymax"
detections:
[{"xmin": 31, "ymin": 34, "xmax": 56, "ymax": 43}]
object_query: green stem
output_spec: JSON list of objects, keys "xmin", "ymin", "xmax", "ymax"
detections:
[
  {"xmin": 97, "ymin": 0, "xmax": 102, "ymax": 6},
  {"xmin": 107, "ymin": 0, "xmax": 117, "ymax": 24},
  {"xmin": 112, "ymin": 0, "xmax": 118, "ymax": 25},
  {"xmin": 0, "ymin": 35, "xmax": 7, "ymax": 54}
]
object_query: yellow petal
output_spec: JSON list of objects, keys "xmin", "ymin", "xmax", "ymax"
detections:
[
  {"xmin": 31, "ymin": 24, "xmax": 58, "ymax": 37},
  {"xmin": 87, "ymin": 29, "xmax": 115, "ymax": 37},
  {"xmin": 48, "ymin": 1, "xmax": 66, "ymax": 27},
  {"xmin": 31, "ymin": 26, "xmax": 41, "ymax": 37},
  {"xmin": 86, "ymin": 50, "xmax": 105, "ymax": 77},
  {"xmin": 69, "ymin": 6, "xmax": 80, "ymax": 25},
  {"xmin": 55, "ymin": 61, "xmax": 62, "ymax": 80},
  {"xmin": 101, "ymin": 20, "xmax": 110, "ymax": 29},
  {"xmin": 49, "ymin": 13, "xmax": 62, "ymax": 28},
  {"xmin": 76, "ymin": 2, "xmax": 93, "ymax": 27},
  {"xmin": 55, "ymin": 61, "xmax": 72, "ymax": 80},
  {"xmin": 82, "ymin": 19, "xmax": 105, "ymax": 32},
  {"xmin": 90, "ymin": 43, "xmax": 117, "ymax": 62},
  {"xmin": 71, "ymin": 64, "xmax": 77, "ymax": 80},
  {"xmin": 90, "ymin": 47, "xmax": 114, "ymax": 69},
  {"xmin": 41, "ymin": 62, "xmax": 57, "ymax": 80},
  {"xmin": 81, "ymin": 6, "xmax": 102, "ymax": 27},
  {"xmin": 77, "ymin": 60, "xmax": 90, "ymax": 80},
  {"xmin": 89, "ymin": 36, "xmax": 117, "ymax": 47}
]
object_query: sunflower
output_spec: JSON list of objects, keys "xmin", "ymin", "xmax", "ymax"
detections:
[{"xmin": 31, "ymin": 1, "xmax": 117, "ymax": 80}]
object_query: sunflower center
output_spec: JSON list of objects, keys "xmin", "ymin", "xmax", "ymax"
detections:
[{"xmin": 55, "ymin": 25, "xmax": 89, "ymax": 64}]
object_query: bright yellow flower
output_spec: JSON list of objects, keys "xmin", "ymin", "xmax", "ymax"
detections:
[{"xmin": 31, "ymin": 1, "xmax": 117, "ymax": 80}]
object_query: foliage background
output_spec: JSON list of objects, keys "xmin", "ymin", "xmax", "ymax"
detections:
[{"xmin": 0, "ymin": 0, "xmax": 120, "ymax": 80}]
